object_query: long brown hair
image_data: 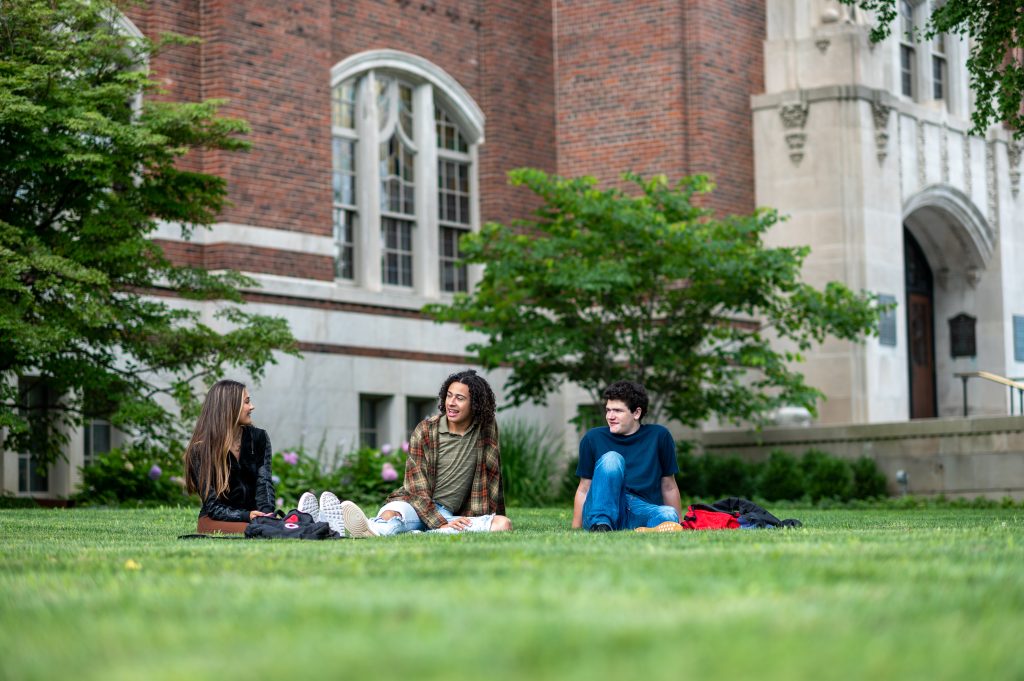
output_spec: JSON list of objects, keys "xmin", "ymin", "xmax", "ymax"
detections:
[{"xmin": 184, "ymin": 380, "xmax": 247, "ymax": 499}]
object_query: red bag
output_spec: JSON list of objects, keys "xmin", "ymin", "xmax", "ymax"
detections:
[{"xmin": 681, "ymin": 505, "xmax": 741, "ymax": 530}]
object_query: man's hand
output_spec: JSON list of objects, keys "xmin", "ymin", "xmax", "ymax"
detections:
[
  {"xmin": 572, "ymin": 478, "xmax": 591, "ymax": 529},
  {"xmin": 438, "ymin": 517, "xmax": 473, "ymax": 531},
  {"xmin": 249, "ymin": 510, "xmax": 274, "ymax": 520}
]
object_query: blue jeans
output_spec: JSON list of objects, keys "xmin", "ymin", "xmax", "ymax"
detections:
[{"xmin": 582, "ymin": 451, "xmax": 679, "ymax": 530}]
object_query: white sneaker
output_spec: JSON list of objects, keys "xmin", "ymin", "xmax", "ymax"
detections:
[
  {"xmin": 319, "ymin": 491, "xmax": 345, "ymax": 536},
  {"xmin": 341, "ymin": 500, "xmax": 376, "ymax": 538},
  {"xmin": 297, "ymin": 491, "xmax": 319, "ymax": 520}
]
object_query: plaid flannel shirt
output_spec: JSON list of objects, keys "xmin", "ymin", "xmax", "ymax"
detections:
[{"xmin": 386, "ymin": 414, "xmax": 505, "ymax": 529}]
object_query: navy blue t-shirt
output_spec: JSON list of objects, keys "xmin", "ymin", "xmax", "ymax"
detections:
[{"xmin": 576, "ymin": 423, "xmax": 678, "ymax": 505}]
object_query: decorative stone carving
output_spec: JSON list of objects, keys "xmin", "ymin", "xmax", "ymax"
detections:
[
  {"xmin": 1009, "ymin": 142, "xmax": 1022, "ymax": 198},
  {"xmin": 965, "ymin": 268, "xmax": 982, "ymax": 289},
  {"xmin": 941, "ymin": 127, "xmax": 949, "ymax": 183},
  {"xmin": 815, "ymin": 39, "xmax": 830, "ymax": 54},
  {"xmin": 779, "ymin": 102, "xmax": 809, "ymax": 165},
  {"xmin": 916, "ymin": 123, "xmax": 926, "ymax": 189},
  {"xmin": 986, "ymin": 142, "xmax": 999, "ymax": 231},
  {"xmin": 870, "ymin": 101, "xmax": 891, "ymax": 164},
  {"xmin": 963, "ymin": 134, "xmax": 972, "ymax": 196}
]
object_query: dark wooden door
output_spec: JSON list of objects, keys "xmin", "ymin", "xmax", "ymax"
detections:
[
  {"xmin": 907, "ymin": 292, "xmax": 936, "ymax": 418},
  {"xmin": 905, "ymin": 230, "xmax": 936, "ymax": 419}
]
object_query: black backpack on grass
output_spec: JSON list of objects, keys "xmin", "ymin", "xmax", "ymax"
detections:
[{"xmin": 244, "ymin": 509, "xmax": 339, "ymax": 540}]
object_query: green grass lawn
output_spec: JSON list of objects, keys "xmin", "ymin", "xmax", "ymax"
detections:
[{"xmin": 1, "ymin": 506, "xmax": 1021, "ymax": 681}]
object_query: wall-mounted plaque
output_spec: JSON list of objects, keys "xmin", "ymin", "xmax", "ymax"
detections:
[
  {"xmin": 878, "ymin": 294, "xmax": 897, "ymax": 347},
  {"xmin": 949, "ymin": 313, "xmax": 976, "ymax": 358}
]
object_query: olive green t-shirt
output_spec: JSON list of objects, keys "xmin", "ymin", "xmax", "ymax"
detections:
[{"xmin": 432, "ymin": 416, "xmax": 481, "ymax": 513}]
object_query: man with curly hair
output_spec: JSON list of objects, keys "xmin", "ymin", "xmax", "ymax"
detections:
[
  {"xmin": 341, "ymin": 369, "xmax": 512, "ymax": 537},
  {"xmin": 572, "ymin": 380, "xmax": 682, "ymax": 532}
]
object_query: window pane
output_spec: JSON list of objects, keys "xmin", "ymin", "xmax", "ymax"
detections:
[
  {"xmin": 376, "ymin": 75, "xmax": 392, "ymax": 131},
  {"xmin": 439, "ymin": 226, "xmax": 468, "ymax": 292},
  {"xmin": 19, "ymin": 453, "xmax": 48, "ymax": 493},
  {"xmin": 407, "ymin": 397, "xmax": 436, "ymax": 434},
  {"xmin": 438, "ymin": 159, "xmax": 471, "ymax": 225},
  {"xmin": 399, "ymin": 83, "xmax": 414, "ymax": 137},
  {"xmin": 332, "ymin": 79, "xmax": 356, "ymax": 129},
  {"xmin": 359, "ymin": 396, "xmax": 378, "ymax": 449},
  {"xmin": 901, "ymin": 45, "xmax": 915, "ymax": 98},
  {"xmin": 334, "ymin": 207, "xmax": 356, "ymax": 279},
  {"xmin": 380, "ymin": 136, "xmax": 415, "ymax": 216},
  {"xmin": 435, "ymin": 106, "xmax": 468, "ymax": 152},
  {"xmin": 381, "ymin": 217, "xmax": 413, "ymax": 286},
  {"xmin": 900, "ymin": 0, "xmax": 913, "ymax": 40},
  {"xmin": 932, "ymin": 56, "xmax": 946, "ymax": 100}
]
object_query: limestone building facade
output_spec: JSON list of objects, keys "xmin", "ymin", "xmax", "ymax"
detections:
[{"xmin": 5, "ymin": 0, "xmax": 1022, "ymax": 498}]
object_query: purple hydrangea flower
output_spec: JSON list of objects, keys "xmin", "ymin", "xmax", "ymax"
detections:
[
  {"xmin": 271, "ymin": 474, "xmax": 281, "ymax": 485},
  {"xmin": 381, "ymin": 462, "xmax": 398, "ymax": 482},
  {"xmin": 402, "ymin": 440, "xmax": 410, "ymax": 453},
  {"xmin": 282, "ymin": 451, "xmax": 299, "ymax": 465},
  {"xmin": 380, "ymin": 443, "xmax": 393, "ymax": 455},
  {"xmin": 148, "ymin": 464, "xmax": 162, "ymax": 481}
]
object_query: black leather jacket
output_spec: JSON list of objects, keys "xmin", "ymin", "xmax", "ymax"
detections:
[{"xmin": 194, "ymin": 426, "xmax": 276, "ymax": 522}]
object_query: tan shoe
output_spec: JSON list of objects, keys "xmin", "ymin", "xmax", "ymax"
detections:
[
  {"xmin": 341, "ymin": 500, "xmax": 377, "ymax": 538},
  {"xmin": 635, "ymin": 521, "xmax": 683, "ymax": 533}
]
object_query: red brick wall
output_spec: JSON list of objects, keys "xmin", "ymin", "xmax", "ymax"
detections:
[
  {"xmin": 154, "ymin": 240, "xmax": 334, "ymax": 281},
  {"xmin": 554, "ymin": 1, "xmax": 687, "ymax": 184},
  {"xmin": 554, "ymin": 0, "xmax": 764, "ymax": 217},
  {"xmin": 129, "ymin": 1, "xmax": 763, "ymax": 281},
  {"xmin": 681, "ymin": 0, "xmax": 765, "ymax": 217}
]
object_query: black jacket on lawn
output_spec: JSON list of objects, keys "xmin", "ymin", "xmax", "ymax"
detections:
[
  {"xmin": 706, "ymin": 497, "xmax": 803, "ymax": 528},
  {"xmin": 192, "ymin": 426, "xmax": 276, "ymax": 523}
]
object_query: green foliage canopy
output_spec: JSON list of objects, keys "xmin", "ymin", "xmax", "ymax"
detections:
[
  {"xmin": 427, "ymin": 169, "xmax": 880, "ymax": 427},
  {"xmin": 841, "ymin": 0, "xmax": 1024, "ymax": 138},
  {"xmin": 0, "ymin": 0, "xmax": 296, "ymax": 468}
]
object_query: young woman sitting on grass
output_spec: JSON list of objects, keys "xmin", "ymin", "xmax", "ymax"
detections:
[{"xmin": 184, "ymin": 380, "xmax": 277, "ymax": 534}]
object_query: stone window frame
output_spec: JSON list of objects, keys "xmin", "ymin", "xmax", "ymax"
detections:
[
  {"xmin": 330, "ymin": 51, "xmax": 484, "ymax": 298},
  {"xmin": 895, "ymin": 0, "xmax": 964, "ymax": 116}
]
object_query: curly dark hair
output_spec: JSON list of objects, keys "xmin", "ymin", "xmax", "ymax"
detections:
[
  {"xmin": 437, "ymin": 369, "xmax": 496, "ymax": 429},
  {"xmin": 602, "ymin": 380, "xmax": 649, "ymax": 422}
]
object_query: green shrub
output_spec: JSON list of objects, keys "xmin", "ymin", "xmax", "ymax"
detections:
[
  {"xmin": 675, "ymin": 442, "xmax": 706, "ymax": 498},
  {"xmin": 556, "ymin": 455, "xmax": 581, "ymax": 505},
  {"xmin": 335, "ymin": 446, "xmax": 407, "ymax": 508},
  {"xmin": 75, "ymin": 448, "xmax": 190, "ymax": 507},
  {"xmin": 499, "ymin": 419, "xmax": 563, "ymax": 507},
  {"xmin": 758, "ymin": 450, "xmax": 807, "ymax": 501},
  {"xmin": 801, "ymin": 449, "xmax": 854, "ymax": 502},
  {"xmin": 274, "ymin": 444, "xmax": 406, "ymax": 509},
  {"xmin": 702, "ymin": 453, "xmax": 760, "ymax": 499},
  {"xmin": 850, "ymin": 456, "xmax": 888, "ymax": 499}
]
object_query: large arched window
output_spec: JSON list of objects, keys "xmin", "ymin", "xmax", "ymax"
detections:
[{"xmin": 331, "ymin": 51, "xmax": 483, "ymax": 296}]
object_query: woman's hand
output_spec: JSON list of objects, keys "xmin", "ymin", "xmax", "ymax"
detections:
[
  {"xmin": 438, "ymin": 517, "xmax": 473, "ymax": 531},
  {"xmin": 249, "ymin": 510, "xmax": 274, "ymax": 520}
]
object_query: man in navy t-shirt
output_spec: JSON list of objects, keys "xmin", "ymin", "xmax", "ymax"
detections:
[{"xmin": 572, "ymin": 381, "xmax": 682, "ymax": 532}]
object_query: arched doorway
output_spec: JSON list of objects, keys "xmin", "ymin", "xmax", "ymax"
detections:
[{"xmin": 904, "ymin": 228, "xmax": 936, "ymax": 419}]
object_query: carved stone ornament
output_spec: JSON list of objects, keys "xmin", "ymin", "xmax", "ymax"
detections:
[
  {"xmin": 870, "ymin": 101, "xmax": 891, "ymax": 164},
  {"xmin": 941, "ymin": 127, "xmax": 950, "ymax": 183},
  {"xmin": 987, "ymin": 142, "xmax": 999, "ymax": 231},
  {"xmin": 779, "ymin": 102, "xmax": 809, "ymax": 165},
  {"xmin": 965, "ymin": 268, "xmax": 982, "ymax": 289},
  {"xmin": 1008, "ymin": 141, "xmax": 1022, "ymax": 198},
  {"xmin": 963, "ymin": 134, "xmax": 972, "ymax": 196},
  {"xmin": 815, "ymin": 38, "xmax": 830, "ymax": 54}
]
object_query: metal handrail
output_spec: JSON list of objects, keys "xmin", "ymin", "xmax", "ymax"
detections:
[{"xmin": 954, "ymin": 371, "xmax": 1024, "ymax": 416}]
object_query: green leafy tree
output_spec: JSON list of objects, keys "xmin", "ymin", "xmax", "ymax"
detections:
[
  {"xmin": 427, "ymin": 169, "xmax": 880, "ymax": 427},
  {"xmin": 841, "ymin": 0, "xmax": 1024, "ymax": 138},
  {"xmin": 0, "ymin": 0, "xmax": 297, "ymax": 470}
]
